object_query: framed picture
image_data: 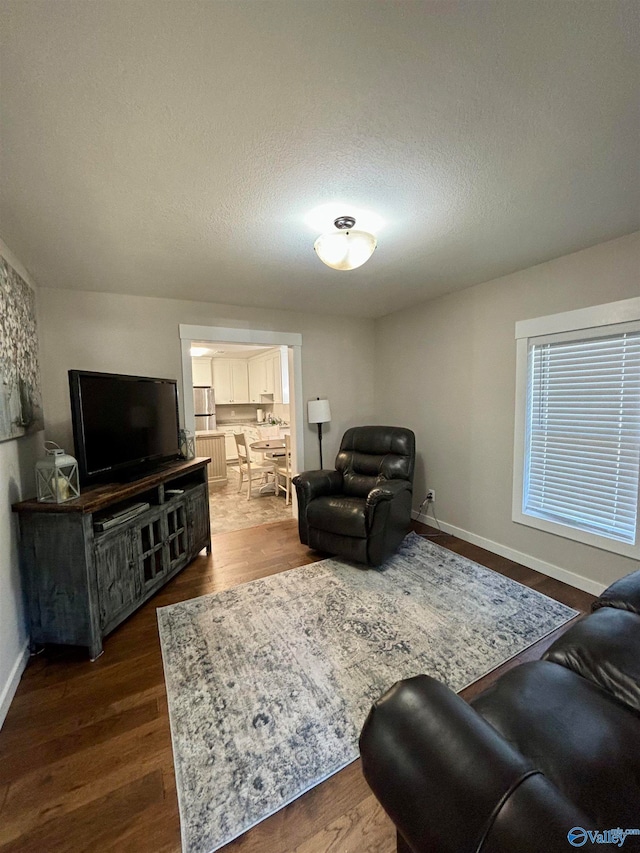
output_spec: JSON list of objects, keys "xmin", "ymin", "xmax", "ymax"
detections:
[{"xmin": 0, "ymin": 255, "xmax": 44, "ymax": 441}]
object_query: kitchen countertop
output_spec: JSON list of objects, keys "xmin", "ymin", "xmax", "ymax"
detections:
[
  {"xmin": 216, "ymin": 421, "xmax": 289, "ymax": 428},
  {"xmin": 195, "ymin": 431, "xmax": 225, "ymax": 437}
]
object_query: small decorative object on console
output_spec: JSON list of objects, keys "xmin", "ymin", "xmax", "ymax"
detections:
[
  {"xmin": 35, "ymin": 441, "xmax": 80, "ymax": 503},
  {"xmin": 179, "ymin": 428, "xmax": 196, "ymax": 460}
]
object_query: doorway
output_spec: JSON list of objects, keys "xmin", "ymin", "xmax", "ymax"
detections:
[{"xmin": 179, "ymin": 324, "xmax": 303, "ymax": 533}]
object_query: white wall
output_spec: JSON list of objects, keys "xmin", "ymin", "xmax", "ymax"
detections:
[
  {"xmin": 375, "ymin": 231, "xmax": 640, "ymax": 593},
  {"xmin": 0, "ymin": 238, "xmax": 44, "ymax": 727},
  {"xmin": 36, "ymin": 290, "xmax": 376, "ymax": 471}
]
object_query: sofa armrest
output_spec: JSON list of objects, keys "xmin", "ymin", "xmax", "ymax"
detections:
[
  {"xmin": 593, "ymin": 569, "xmax": 640, "ymax": 615},
  {"xmin": 359, "ymin": 675, "xmax": 594, "ymax": 853}
]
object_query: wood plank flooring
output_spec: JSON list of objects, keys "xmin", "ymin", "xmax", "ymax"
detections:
[{"xmin": 0, "ymin": 520, "xmax": 595, "ymax": 853}]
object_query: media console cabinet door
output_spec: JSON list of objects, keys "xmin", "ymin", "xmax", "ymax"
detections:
[
  {"xmin": 134, "ymin": 507, "xmax": 167, "ymax": 591},
  {"xmin": 186, "ymin": 484, "xmax": 210, "ymax": 556},
  {"xmin": 165, "ymin": 501, "xmax": 189, "ymax": 572},
  {"xmin": 95, "ymin": 528, "xmax": 141, "ymax": 630},
  {"xmin": 20, "ymin": 512, "xmax": 102, "ymax": 655}
]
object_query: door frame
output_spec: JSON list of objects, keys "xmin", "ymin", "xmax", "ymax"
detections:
[{"xmin": 179, "ymin": 324, "xmax": 303, "ymax": 513}]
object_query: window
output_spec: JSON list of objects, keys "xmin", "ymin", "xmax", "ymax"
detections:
[{"xmin": 513, "ymin": 298, "xmax": 640, "ymax": 559}]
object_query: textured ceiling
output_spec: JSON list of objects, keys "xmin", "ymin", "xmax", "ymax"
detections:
[{"xmin": 1, "ymin": 0, "xmax": 638, "ymax": 319}]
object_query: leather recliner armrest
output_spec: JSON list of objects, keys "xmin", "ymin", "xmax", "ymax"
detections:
[
  {"xmin": 292, "ymin": 469, "xmax": 343, "ymax": 502},
  {"xmin": 292, "ymin": 469, "xmax": 344, "ymax": 547},
  {"xmin": 593, "ymin": 569, "xmax": 640, "ymax": 615},
  {"xmin": 543, "ymin": 606, "xmax": 640, "ymax": 713},
  {"xmin": 366, "ymin": 478, "xmax": 412, "ymax": 508},
  {"xmin": 359, "ymin": 674, "xmax": 595, "ymax": 853},
  {"xmin": 365, "ymin": 479, "xmax": 412, "ymax": 532}
]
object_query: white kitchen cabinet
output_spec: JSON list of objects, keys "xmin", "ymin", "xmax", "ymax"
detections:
[
  {"xmin": 231, "ymin": 360, "xmax": 249, "ymax": 403},
  {"xmin": 192, "ymin": 357, "xmax": 212, "ymax": 386},
  {"xmin": 213, "ymin": 360, "xmax": 232, "ymax": 403},
  {"xmin": 266, "ymin": 351, "xmax": 280, "ymax": 402},
  {"xmin": 264, "ymin": 353, "xmax": 277, "ymax": 398},
  {"xmin": 247, "ymin": 348, "xmax": 287, "ymax": 403},
  {"xmin": 248, "ymin": 358, "xmax": 266, "ymax": 403},
  {"xmin": 213, "ymin": 359, "xmax": 250, "ymax": 404}
]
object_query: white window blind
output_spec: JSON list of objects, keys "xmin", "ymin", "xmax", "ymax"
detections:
[{"xmin": 523, "ymin": 330, "xmax": 640, "ymax": 545}]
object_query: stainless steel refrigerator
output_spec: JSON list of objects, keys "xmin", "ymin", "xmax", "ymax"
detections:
[{"xmin": 193, "ymin": 386, "xmax": 216, "ymax": 432}]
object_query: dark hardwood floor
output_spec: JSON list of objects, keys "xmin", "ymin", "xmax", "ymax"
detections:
[{"xmin": 0, "ymin": 520, "xmax": 594, "ymax": 853}]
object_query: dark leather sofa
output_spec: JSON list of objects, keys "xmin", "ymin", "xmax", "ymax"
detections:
[
  {"xmin": 292, "ymin": 425, "xmax": 415, "ymax": 567},
  {"xmin": 359, "ymin": 570, "xmax": 640, "ymax": 852}
]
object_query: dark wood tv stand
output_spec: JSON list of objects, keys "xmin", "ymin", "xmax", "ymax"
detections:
[{"xmin": 13, "ymin": 458, "xmax": 212, "ymax": 660}]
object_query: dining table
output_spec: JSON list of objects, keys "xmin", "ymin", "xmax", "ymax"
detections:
[
  {"xmin": 249, "ymin": 438, "xmax": 287, "ymax": 494},
  {"xmin": 249, "ymin": 438, "xmax": 287, "ymax": 457}
]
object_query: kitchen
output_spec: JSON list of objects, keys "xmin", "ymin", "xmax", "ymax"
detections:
[{"xmin": 190, "ymin": 342, "xmax": 293, "ymax": 534}]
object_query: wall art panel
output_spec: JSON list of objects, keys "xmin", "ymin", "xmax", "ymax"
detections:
[{"xmin": 0, "ymin": 256, "xmax": 43, "ymax": 441}]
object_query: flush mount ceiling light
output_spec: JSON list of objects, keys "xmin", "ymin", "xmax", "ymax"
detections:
[{"xmin": 314, "ymin": 216, "xmax": 377, "ymax": 271}]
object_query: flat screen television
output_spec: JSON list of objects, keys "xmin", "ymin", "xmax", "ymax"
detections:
[{"xmin": 69, "ymin": 370, "xmax": 181, "ymax": 486}]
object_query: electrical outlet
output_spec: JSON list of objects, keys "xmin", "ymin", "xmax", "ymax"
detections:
[{"xmin": 426, "ymin": 489, "xmax": 435, "ymax": 502}]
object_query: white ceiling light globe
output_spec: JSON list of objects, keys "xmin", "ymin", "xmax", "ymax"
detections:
[{"xmin": 314, "ymin": 225, "xmax": 377, "ymax": 271}]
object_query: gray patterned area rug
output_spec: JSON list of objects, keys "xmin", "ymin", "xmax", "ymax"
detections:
[{"xmin": 157, "ymin": 532, "xmax": 577, "ymax": 853}]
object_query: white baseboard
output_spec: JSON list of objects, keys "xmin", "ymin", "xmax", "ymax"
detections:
[
  {"xmin": 413, "ymin": 510, "xmax": 607, "ymax": 597},
  {"xmin": 0, "ymin": 640, "xmax": 29, "ymax": 730}
]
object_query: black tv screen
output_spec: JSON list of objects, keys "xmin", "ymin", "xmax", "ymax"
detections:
[{"xmin": 69, "ymin": 370, "xmax": 181, "ymax": 485}]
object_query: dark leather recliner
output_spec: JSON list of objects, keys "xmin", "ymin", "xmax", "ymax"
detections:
[
  {"xmin": 359, "ymin": 570, "xmax": 640, "ymax": 852},
  {"xmin": 292, "ymin": 425, "xmax": 415, "ymax": 567}
]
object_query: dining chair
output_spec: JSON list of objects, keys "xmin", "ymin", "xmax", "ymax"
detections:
[
  {"xmin": 234, "ymin": 433, "xmax": 276, "ymax": 501},
  {"xmin": 273, "ymin": 434, "xmax": 293, "ymax": 505}
]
